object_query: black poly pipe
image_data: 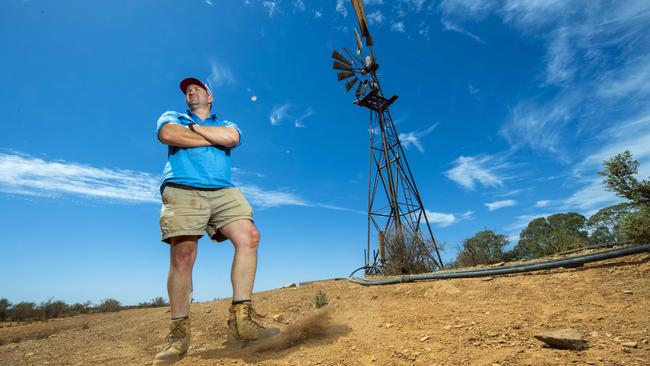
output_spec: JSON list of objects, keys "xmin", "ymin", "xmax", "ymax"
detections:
[{"xmin": 348, "ymin": 244, "xmax": 650, "ymax": 286}]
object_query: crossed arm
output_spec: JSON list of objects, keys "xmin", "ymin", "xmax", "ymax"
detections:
[{"xmin": 158, "ymin": 123, "xmax": 240, "ymax": 148}]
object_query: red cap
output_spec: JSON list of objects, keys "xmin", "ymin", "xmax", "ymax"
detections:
[{"xmin": 179, "ymin": 77, "xmax": 212, "ymax": 96}]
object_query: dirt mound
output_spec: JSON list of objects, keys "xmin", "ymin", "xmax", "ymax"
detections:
[{"xmin": 1, "ymin": 252, "xmax": 649, "ymax": 365}]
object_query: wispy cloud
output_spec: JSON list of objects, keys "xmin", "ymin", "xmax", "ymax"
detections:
[
  {"xmin": 269, "ymin": 103, "xmax": 291, "ymax": 126},
  {"xmin": 398, "ymin": 123, "xmax": 439, "ymax": 153},
  {"xmin": 442, "ymin": 20, "xmax": 487, "ymax": 45},
  {"xmin": 292, "ymin": 0, "xmax": 305, "ymax": 12},
  {"xmin": 391, "ymin": 21, "xmax": 406, "ymax": 33},
  {"xmin": 205, "ymin": 0, "xmax": 213, "ymax": 6},
  {"xmin": 336, "ymin": 0, "xmax": 347, "ymax": 17},
  {"xmin": 207, "ymin": 61, "xmax": 236, "ymax": 88},
  {"xmin": 269, "ymin": 103, "xmax": 313, "ymax": 128},
  {"xmin": 468, "ymin": 83, "xmax": 479, "ymax": 94},
  {"xmin": 0, "ymin": 153, "xmax": 160, "ymax": 203},
  {"xmin": 262, "ymin": 1, "xmax": 278, "ymax": 17},
  {"xmin": 367, "ymin": 10, "xmax": 385, "ymax": 25},
  {"xmin": 0, "ymin": 153, "xmax": 358, "ymax": 213},
  {"xmin": 425, "ymin": 210, "xmax": 473, "ymax": 228},
  {"xmin": 294, "ymin": 107, "xmax": 314, "ymax": 128},
  {"xmin": 505, "ymin": 212, "xmax": 552, "ymax": 232},
  {"xmin": 445, "ymin": 154, "xmax": 506, "ymax": 190},
  {"xmin": 485, "ymin": 199, "xmax": 517, "ymax": 211},
  {"xmin": 535, "ymin": 200, "xmax": 551, "ymax": 208}
]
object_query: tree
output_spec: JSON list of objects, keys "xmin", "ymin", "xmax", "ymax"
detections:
[
  {"xmin": 599, "ymin": 150, "xmax": 650, "ymax": 205},
  {"xmin": 97, "ymin": 298, "xmax": 121, "ymax": 313},
  {"xmin": 11, "ymin": 302, "xmax": 36, "ymax": 322},
  {"xmin": 0, "ymin": 298, "xmax": 11, "ymax": 322},
  {"xmin": 514, "ymin": 213, "xmax": 589, "ymax": 259},
  {"xmin": 587, "ymin": 203, "xmax": 635, "ymax": 245},
  {"xmin": 598, "ymin": 151, "xmax": 650, "ymax": 244},
  {"xmin": 40, "ymin": 299, "xmax": 69, "ymax": 320},
  {"xmin": 619, "ymin": 206, "xmax": 650, "ymax": 244},
  {"xmin": 455, "ymin": 230, "xmax": 509, "ymax": 267}
]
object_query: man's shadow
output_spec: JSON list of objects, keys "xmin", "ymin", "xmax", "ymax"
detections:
[{"xmin": 194, "ymin": 307, "xmax": 352, "ymax": 363}]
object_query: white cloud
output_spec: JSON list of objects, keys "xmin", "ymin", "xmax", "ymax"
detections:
[
  {"xmin": 535, "ymin": 200, "xmax": 550, "ymax": 208},
  {"xmin": 425, "ymin": 210, "xmax": 473, "ymax": 228},
  {"xmin": 205, "ymin": 0, "xmax": 213, "ymax": 6},
  {"xmin": 367, "ymin": 10, "xmax": 385, "ymax": 25},
  {"xmin": 505, "ymin": 213, "xmax": 552, "ymax": 232},
  {"xmin": 391, "ymin": 22, "xmax": 406, "ymax": 33},
  {"xmin": 468, "ymin": 83, "xmax": 479, "ymax": 94},
  {"xmin": 263, "ymin": 1, "xmax": 278, "ymax": 17},
  {"xmin": 314, "ymin": 10, "xmax": 322, "ymax": 18},
  {"xmin": 364, "ymin": 0, "xmax": 384, "ymax": 5},
  {"xmin": 294, "ymin": 107, "xmax": 314, "ymax": 128},
  {"xmin": 0, "ymin": 153, "xmax": 160, "ymax": 203},
  {"xmin": 0, "ymin": 153, "xmax": 360, "ymax": 213},
  {"xmin": 336, "ymin": 0, "xmax": 347, "ymax": 17},
  {"xmin": 445, "ymin": 155, "xmax": 505, "ymax": 190},
  {"xmin": 500, "ymin": 93, "xmax": 575, "ymax": 156},
  {"xmin": 398, "ymin": 123, "xmax": 439, "ymax": 153},
  {"xmin": 269, "ymin": 103, "xmax": 291, "ymax": 126},
  {"xmin": 485, "ymin": 199, "xmax": 517, "ymax": 211},
  {"xmin": 207, "ymin": 61, "xmax": 236, "ymax": 88},
  {"xmin": 292, "ymin": 0, "xmax": 305, "ymax": 11},
  {"xmin": 442, "ymin": 20, "xmax": 487, "ymax": 45}
]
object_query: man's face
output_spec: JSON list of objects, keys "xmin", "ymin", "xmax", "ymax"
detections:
[{"xmin": 185, "ymin": 84, "xmax": 213, "ymax": 110}]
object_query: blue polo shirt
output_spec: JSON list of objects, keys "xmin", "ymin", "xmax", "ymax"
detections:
[{"xmin": 156, "ymin": 110, "xmax": 242, "ymax": 192}]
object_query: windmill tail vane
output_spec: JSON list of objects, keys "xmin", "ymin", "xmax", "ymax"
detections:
[{"xmin": 332, "ymin": 0, "xmax": 444, "ymax": 275}]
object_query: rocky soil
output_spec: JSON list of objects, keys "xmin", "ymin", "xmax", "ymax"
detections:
[{"xmin": 1, "ymin": 251, "xmax": 649, "ymax": 365}]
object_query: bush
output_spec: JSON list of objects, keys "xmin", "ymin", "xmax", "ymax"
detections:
[
  {"xmin": 97, "ymin": 298, "xmax": 121, "ymax": 313},
  {"xmin": 314, "ymin": 290, "xmax": 328, "ymax": 308},
  {"xmin": 381, "ymin": 227, "xmax": 438, "ymax": 275},
  {"xmin": 455, "ymin": 230, "xmax": 508, "ymax": 267}
]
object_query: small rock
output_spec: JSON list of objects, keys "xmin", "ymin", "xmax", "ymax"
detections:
[
  {"xmin": 420, "ymin": 336, "xmax": 430, "ymax": 342},
  {"xmin": 273, "ymin": 314, "xmax": 284, "ymax": 322},
  {"xmin": 443, "ymin": 325, "xmax": 452, "ymax": 330},
  {"xmin": 385, "ymin": 323, "xmax": 394, "ymax": 329},
  {"xmin": 622, "ymin": 341, "xmax": 638, "ymax": 348},
  {"xmin": 371, "ymin": 356, "xmax": 376, "ymax": 362},
  {"xmin": 205, "ymin": 309, "xmax": 212, "ymax": 314},
  {"xmin": 622, "ymin": 290, "xmax": 633, "ymax": 295},
  {"xmin": 482, "ymin": 277, "xmax": 494, "ymax": 281},
  {"xmin": 534, "ymin": 328, "xmax": 587, "ymax": 350}
]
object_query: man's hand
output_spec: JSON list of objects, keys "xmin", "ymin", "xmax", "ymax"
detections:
[
  {"xmin": 191, "ymin": 125, "xmax": 240, "ymax": 148},
  {"xmin": 158, "ymin": 123, "xmax": 213, "ymax": 147}
]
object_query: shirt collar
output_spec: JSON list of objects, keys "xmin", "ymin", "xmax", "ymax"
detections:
[{"xmin": 186, "ymin": 109, "xmax": 216, "ymax": 122}]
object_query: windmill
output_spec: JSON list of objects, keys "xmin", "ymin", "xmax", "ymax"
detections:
[{"xmin": 333, "ymin": 0, "xmax": 444, "ymax": 275}]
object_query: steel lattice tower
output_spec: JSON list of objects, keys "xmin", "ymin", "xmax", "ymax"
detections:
[{"xmin": 332, "ymin": 0, "xmax": 443, "ymax": 275}]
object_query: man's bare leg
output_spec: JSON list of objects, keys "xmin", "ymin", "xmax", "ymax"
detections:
[
  {"xmin": 168, "ymin": 235, "xmax": 198, "ymax": 318},
  {"xmin": 219, "ymin": 220, "xmax": 260, "ymax": 301}
]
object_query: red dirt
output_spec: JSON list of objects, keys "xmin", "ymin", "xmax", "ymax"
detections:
[{"xmin": 1, "ymin": 252, "xmax": 649, "ymax": 365}]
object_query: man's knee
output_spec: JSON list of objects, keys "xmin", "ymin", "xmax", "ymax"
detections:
[
  {"xmin": 170, "ymin": 237, "xmax": 197, "ymax": 270},
  {"xmin": 237, "ymin": 226, "xmax": 260, "ymax": 250}
]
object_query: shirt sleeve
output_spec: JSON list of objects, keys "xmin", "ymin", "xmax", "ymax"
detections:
[
  {"xmin": 156, "ymin": 111, "xmax": 182, "ymax": 139},
  {"xmin": 222, "ymin": 120, "xmax": 242, "ymax": 148}
]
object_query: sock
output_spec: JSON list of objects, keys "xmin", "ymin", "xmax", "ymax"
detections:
[
  {"xmin": 232, "ymin": 299, "xmax": 251, "ymax": 305},
  {"xmin": 171, "ymin": 316, "xmax": 189, "ymax": 320}
]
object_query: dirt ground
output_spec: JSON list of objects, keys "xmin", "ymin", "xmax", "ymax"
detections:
[{"xmin": 1, "ymin": 251, "xmax": 649, "ymax": 366}]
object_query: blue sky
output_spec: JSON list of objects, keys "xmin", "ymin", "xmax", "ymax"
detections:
[{"xmin": 2, "ymin": 0, "xmax": 649, "ymax": 305}]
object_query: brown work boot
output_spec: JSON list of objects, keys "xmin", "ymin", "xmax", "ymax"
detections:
[
  {"xmin": 152, "ymin": 317, "xmax": 190, "ymax": 365},
  {"xmin": 227, "ymin": 302, "xmax": 279, "ymax": 342}
]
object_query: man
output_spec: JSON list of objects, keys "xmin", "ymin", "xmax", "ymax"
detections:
[{"xmin": 153, "ymin": 77, "xmax": 278, "ymax": 365}]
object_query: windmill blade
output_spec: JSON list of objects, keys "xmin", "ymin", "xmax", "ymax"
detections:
[
  {"xmin": 354, "ymin": 27, "xmax": 363, "ymax": 54},
  {"xmin": 333, "ymin": 61, "xmax": 354, "ymax": 71},
  {"xmin": 351, "ymin": 0, "xmax": 372, "ymax": 46},
  {"xmin": 345, "ymin": 77, "xmax": 359, "ymax": 92},
  {"xmin": 332, "ymin": 50, "xmax": 352, "ymax": 66},
  {"xmin": 337, "ymin": 71, "xmax": 356, "ymax": 81}
]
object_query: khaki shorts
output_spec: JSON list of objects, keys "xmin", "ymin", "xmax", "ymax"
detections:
[{"xmin": 159, "ymin": 185, "xmax": 253, "ymax": 244}]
